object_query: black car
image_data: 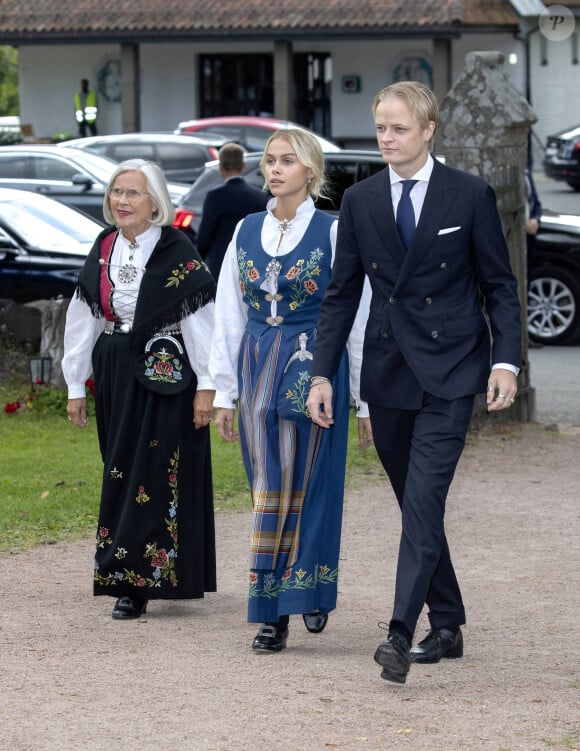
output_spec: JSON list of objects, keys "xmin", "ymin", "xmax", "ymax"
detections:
[
  {"xmin": 528, "ymin": 210, "xmax": 580, "ymax": 344},
  {"xmin": 0, "ymin": 144, "xmax": 188, "ymax": 222},
  {"xmin": 174, "ymin": 150, "xmax": 387, "ymax": 235},
  {"xmin": 543, "ymin": 124, "xmax": 580, "ymax": 191},
  {"xmin": 0, "ymin": 188, "xmax": 103, "ymax": 303},
  {"xmin": 59, "ymin": 133, "xmax": 225, "ymax": 183}
]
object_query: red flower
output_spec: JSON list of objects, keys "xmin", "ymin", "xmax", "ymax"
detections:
[
  {"xmin": 151, "ymin": 549, "xmax": 169, "ymax": 568},
  {"xmin": 285, "ymin": 266, "xmax": 300, "ymax": 279},
  {"xmin": 98, "ymin": 527, "xmax": 109, "ymax": 539},
  {"xmin": 304, "ymin": 279, "xmax": 319, "ymax": 295},
  {"xmin": 168, "ymin": 473, "xmax": 177, "ymax": 484},
  {"xmin": 136, "ymin": 578, "xmax": 147, "ymax": 587},
  {"xmin": 85, "ymin": 379, "xmax": 95, "ymax": 397},
  {"xmin": 247, "ymin": 267, "xmax": 260, "ymax": 281},
  {"xmin": 186, "ymin": 260, "xmax": 195, "ymax": 270},
  {"xmin": 4, "ymin": 401, "xmax": 20, "ymax": 414},
  {"xmin": 249, "ymin": 572, "xmax": 258, "ymax": 584}
]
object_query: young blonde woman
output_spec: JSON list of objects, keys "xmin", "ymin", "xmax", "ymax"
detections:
[{"xmin": 210, "ymin": 130, "xmax": 371, "ymax": 652}]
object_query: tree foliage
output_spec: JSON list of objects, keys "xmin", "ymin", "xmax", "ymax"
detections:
[{"xmin": 0, "ymin": 45, "xmax": 19, "ymax": 115}]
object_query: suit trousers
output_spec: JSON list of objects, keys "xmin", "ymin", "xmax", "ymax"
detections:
[{"xmin": 369, "ymin": 393, "xmax": 475, "ymax": 639}]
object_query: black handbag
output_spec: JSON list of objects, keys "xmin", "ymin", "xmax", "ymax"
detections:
[
  {"xmin": 277, "ymin": 332, "xmax": 314, "ymax": 421},
  {"xmin": 134, "ymin": 335, "xmax": 194, "ymax": 395}
]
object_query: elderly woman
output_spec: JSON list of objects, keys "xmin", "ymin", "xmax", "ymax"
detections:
[{"xmin": 63, "ymin": 159, "xmax": 217, "ymax": 620}]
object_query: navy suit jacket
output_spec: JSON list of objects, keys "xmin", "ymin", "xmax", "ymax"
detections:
[
  {"xmin": 312, "ymin": 158, "xmax": 523, "ymax": 409},
  {"xmin": 196, "ymin": 176, "xmax": 268, "ymax": 279}
]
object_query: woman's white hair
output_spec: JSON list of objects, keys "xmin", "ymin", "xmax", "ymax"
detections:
[{"xmin": 102, "ymin": 159, "xmax": 175, "ymax": 226}]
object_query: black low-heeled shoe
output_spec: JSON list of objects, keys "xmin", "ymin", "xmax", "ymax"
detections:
[
  {"xmin": 112, "ymin": 595, "xmax": 148, "ymax": 620},
  {"xmin": 302, "ymin": 610, "xmax": 328, "ymax": 633},
  {"xmin": 252, "ymin": 623, "xmax": 289, "ymax": 652}
]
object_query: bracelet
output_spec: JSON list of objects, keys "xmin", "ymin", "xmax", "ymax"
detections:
[{"xmin": 310, "ymin": 376, "xmax": 331, "ymax": 387}]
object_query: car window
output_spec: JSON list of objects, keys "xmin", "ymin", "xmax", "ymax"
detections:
[
  {"xmin": 111, "ymin": 144, "xmax": 156, "ymax": 162},
  {"xmin": 202, "ymin": 125, "xmax": 241, "ymax": 142},
  {"xmin": 245, "ymin": 127, "xmax": 269, "ymax": 151},
  {"xmin": 0, "ymin": 197, "xmax": 100, "ymax": 252},
  {"xmin": 156, "ymin": 143, "xmax": 210, "ymax": 171},
  {"xmin": 0, "ymin": 154, "xmax": 31, "ymax": 179},
  {"xmin": 31, "ymin": 156, "xmax": 81, "ymax": 181}
]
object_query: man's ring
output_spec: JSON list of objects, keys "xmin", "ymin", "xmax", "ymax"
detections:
[
  {"xmin": 487, "ymin": 386, "xmax": 494, "ymax": 392},
  {"xmin": 498, "ymin": 393, "xmax": 507, "ymax": 398},
  {"xmin": 68, "ymin": 416, "xmax": 72, "ymax": 421}
]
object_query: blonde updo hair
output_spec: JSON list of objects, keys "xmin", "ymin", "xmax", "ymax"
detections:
[
  {"xmin": 260, "ymin": 129, "xmax": 326, "ymax": 200},
  {"xmin": 103, "ymin": 159, "xmax": 175, "ymax": 226}
]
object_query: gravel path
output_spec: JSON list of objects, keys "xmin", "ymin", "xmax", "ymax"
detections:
[{"xmin": 1, "ymin": 422, "xmax": 579, "ymax": 751}]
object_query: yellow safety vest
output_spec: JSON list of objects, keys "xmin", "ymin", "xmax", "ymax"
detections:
[{"xmin": 74, "ymin": 90, "xmax": 98, "ymax": 124}]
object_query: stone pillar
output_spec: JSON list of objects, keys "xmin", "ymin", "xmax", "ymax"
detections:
[
  {"xmin": 438, "ymin": 51, "xmax": 536, "ymax": 423},
  {"xmin": 35, "ymin": 298, "xmax": 70, "ymax": 389},
  {"xmin": 121, "ymin": 43, "xmax": 141, "ymax": 133}
]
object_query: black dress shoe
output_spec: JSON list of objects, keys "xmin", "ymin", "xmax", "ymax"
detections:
[
  {"xmin": 410, "ymin": 627, "xmax": 463, "ymax": 663},
  {"xmin": 302, "ymin": 610, "xmax": 328, "ymax": 633},
  {"xmin": 111, "ymin": 595, "xmax": 148, "ymax": 620},
  {"xmin": 252, "ymin": 623, "xmax": 289, "ymax": 652},
  {"xmin": 374, "ymin": 631, "xmax": 411, "ymax": 684}
]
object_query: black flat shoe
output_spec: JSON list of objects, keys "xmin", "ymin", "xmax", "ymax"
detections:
[
  {"xmin": 112, "ymin": 595, "xmax": 148, "ymax": 620},
  {"xmin": 410, "ymin": 627, "xmax": 463, "ymax": 664},
  {"xmin": 252, "ymin": 623, "xmax": 289, "ymax": 652},
  {"xmin": 374, "ymin": 631, "xmax": 411, "ymax": 684},
  {"xmin": 302, "ymin": 611, "xmax": 328, "ymax": 633}
]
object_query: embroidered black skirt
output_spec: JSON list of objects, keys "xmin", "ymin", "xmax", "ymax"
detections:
[{"xmin": 91, "ymin": 331, "xmax": 216, "ymax": 600}]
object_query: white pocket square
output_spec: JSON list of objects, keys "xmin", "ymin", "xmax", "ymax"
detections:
[{"xmin": 438, "ymin": 226, "xmax": 461, "ymax": 235}]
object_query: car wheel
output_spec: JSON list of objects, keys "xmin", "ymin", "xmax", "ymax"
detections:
[{"xmin": 528, "ymin": 266, "xmax": 580, "ymax": 344}]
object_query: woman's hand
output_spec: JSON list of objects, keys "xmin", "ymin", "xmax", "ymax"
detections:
[
  {"xmin": 215, "ymin": 408, "xmax": 238, "ymax": 442},
  {"xmin": 357, "ymin": 416, "xmax": 373, "ymax": 450},
  {"xmin": 67, "ymin": 397, "xmax": 88, "ymax": 428},
  {"xmin": 306, "ymin": 382, "xmax": 334, "ymax": 428},
  {"xmin": 193, "ymin": 389, "xmax": 215, "ymax": 429}
]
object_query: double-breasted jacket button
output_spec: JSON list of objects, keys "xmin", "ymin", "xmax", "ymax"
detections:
[
  {"xmin": 389, "ymin": 296, "xmax": 396, "ymax": 304},
  {"xmin": 266, "ymin": 315, "xmax": 284, "ymax": 326},
  {"xmin": 371, "ymin": 262, "xmax": 378, "ymax": 270},
  {"xmin": 265, "ymin": 293, "xmax": 283, "ymax": 302},
  {"xmin": 425, "ymin": 297, "xmax": 433, "ymax": 304},
  {"xmin": 431, "ymin": 330, "xmax": 439, "ymax": 338},
  {"xmin": 382, "ymin": 332, "xmax": 390, "ymax": 339},
  {"xmin": 440, "ymin": 262, "xmax": 448, "ymax": 269}
]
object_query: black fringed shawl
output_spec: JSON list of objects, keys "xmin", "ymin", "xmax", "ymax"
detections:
[{"xmin": 76, "ymin": 225, "xmax": 216, "ymax": 350}]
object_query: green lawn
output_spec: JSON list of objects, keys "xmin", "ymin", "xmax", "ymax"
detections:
[{"xmin": 0, "ymin": 377, "xmax": 383, "ymax": 554}]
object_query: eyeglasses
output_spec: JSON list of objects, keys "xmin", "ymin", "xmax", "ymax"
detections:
[{"xmin": 108, "ymin": 187, "xmax": 150, "ymax": 201}]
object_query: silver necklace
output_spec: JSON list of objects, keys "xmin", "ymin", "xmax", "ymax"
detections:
[{"xmin": 277, "ymin": 218, "xmax": 293, "ymax": 234}]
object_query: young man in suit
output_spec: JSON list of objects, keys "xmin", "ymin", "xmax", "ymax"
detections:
[
  {"xmin": 196, "ymin": 142, "xmax": 268, "ymax": 279},
  {"xmin": 307, "ymin": 82, "xmax": 522, "ymax": 684}
]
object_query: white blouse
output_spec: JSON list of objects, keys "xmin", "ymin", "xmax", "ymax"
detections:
[
  {"xmin": 62, "ymin": 225, "xmax": 215, "ymax": 399},
  {"xmin": 209, "ymin": 196, "xmax": 369, "ymax": 416}
]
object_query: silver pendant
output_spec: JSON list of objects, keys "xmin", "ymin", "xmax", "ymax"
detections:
[{"xmin": 118, "ymin": 263, "xmax": 138, "ymax": 284}]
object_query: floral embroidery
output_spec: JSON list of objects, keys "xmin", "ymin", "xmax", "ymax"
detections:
[
  {"xmin": 94, "ymin": 447, "xmax": 181, "ymax": 589},
  {"xmin": 285, "ymin": 248, "xmax": 323, "ymax": 311},
  {"xmin": 136, "ymin": 485, "xmax": 150, "ymax": 505},
  {"xmin": 142, "ymin": 346, "xmax": 184, "ymax": 385},
  {"xmin": 249, "ymin": 563, "xmax": 337, "ymax": 600},
  {"xmin": 96, "ymin": 527, "xmax": 113, "ymax": 549},
  {"xmin": 165, "ymin": 258, "xmax": 209, "ymax": 287},
  {"xmin": 282, "ymin": 369, "xmax": 311, "ymax": 417},
  {"xmin": 237, "ymin": 249, "xmax": 261, "ymax": 310}
]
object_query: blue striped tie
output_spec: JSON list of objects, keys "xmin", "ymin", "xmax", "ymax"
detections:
[{"xmin": 396, "ymin": 180, "xmax": 418, "ymax": 250}]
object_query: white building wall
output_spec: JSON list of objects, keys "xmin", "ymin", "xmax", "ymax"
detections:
[{"xmin": 17, "ymin": 30, "xmax": 572, "ymax": 147}]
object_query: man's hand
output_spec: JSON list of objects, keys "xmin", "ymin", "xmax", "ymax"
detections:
[
  {"xmin": 486, "ymin": 369, "xmax": 518, "ymax": 412},
  {"xmin": 358, "ymin": 416, "xmax": 373, "ymax": 450},
  {"xmin": 215, "ymin": 407, "xmax": 238, "ymax": 442},
  {"xmin": 307, "ymin": 382, "xmax": 334, "ymax": 428}
]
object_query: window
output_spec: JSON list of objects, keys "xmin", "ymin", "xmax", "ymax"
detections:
[
  {"xmin": 32, "ymin": 156, "xmax": 81, "ymax": 181},
  {"xmin": 0, "ymin": 154, "xmax": 31, "ymax": 179}
]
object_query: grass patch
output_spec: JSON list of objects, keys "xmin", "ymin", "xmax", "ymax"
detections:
[{"xmin": 0, "ymin": 375, "xmax": 382, "ymax": 553}]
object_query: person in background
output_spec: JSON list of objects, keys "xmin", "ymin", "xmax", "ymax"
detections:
[
  {"xmin": 210, "ymin": 129, "xmax": 372, "ymax": 653},
  {"xmin": 525, "ymin": 167, "xmax": 543, "ymax": 349},
  {"xmin": 196, "ymin": 142, "xmax": 269, "ymax": 280},
  {"xmin": 307, "ymin": 81, "xmax": 522, "ymax": 684},
  {"xmin": 63, "ymin": 158, "xmax": 217, "ymax": 620},
  {"xmin": 74, "ymin": 78, "xmax": 98, "ymax": 137}
]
